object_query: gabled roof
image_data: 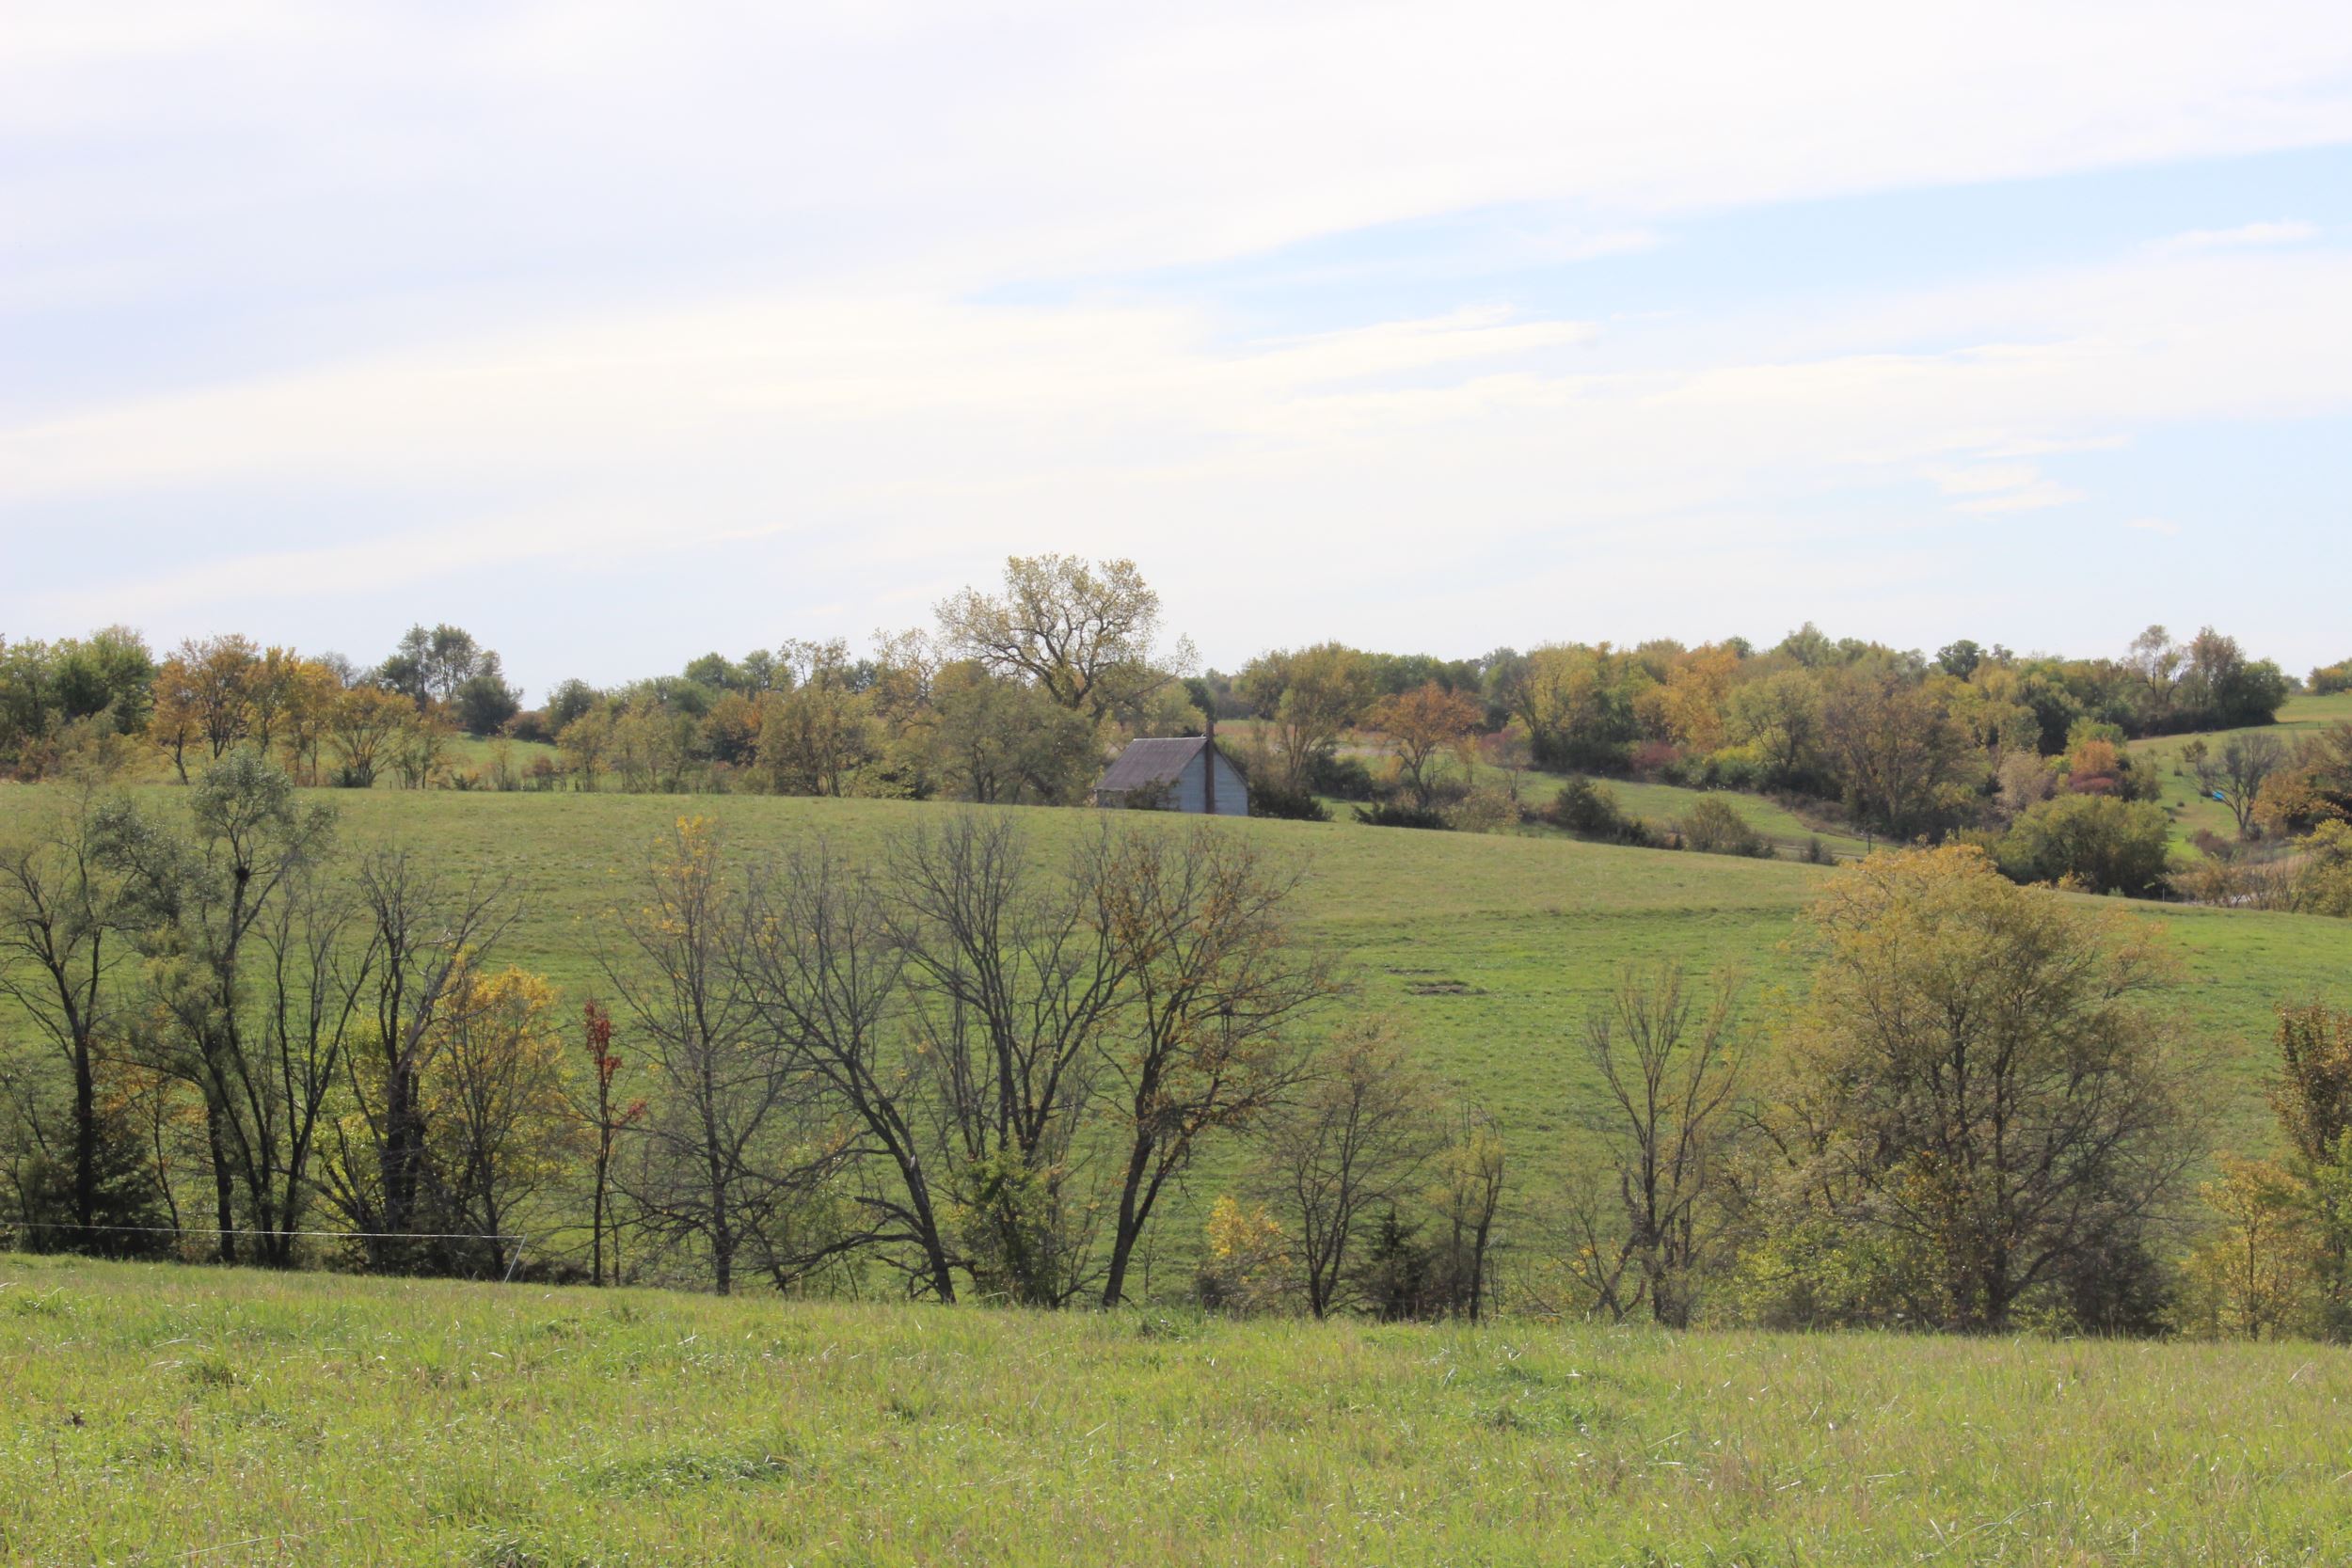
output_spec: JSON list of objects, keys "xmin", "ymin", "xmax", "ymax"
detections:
[{"xmin": 1095, "ymin": 736, "xmax": 1211, "ymax": 793}]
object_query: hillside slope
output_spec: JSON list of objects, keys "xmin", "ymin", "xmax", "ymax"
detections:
[
  {"xmin": 2128, "ymin": 690, "xmax": 2352, "ymax": 849},
  {"xmin": 5, "ymin": 784, "xmax": 2341, "ymax": 1203}
]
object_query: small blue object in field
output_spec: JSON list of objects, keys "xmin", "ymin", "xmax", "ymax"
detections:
[{"xmin": 2213, "ymin": 791, "xmax": 2230, "ymax": 802}]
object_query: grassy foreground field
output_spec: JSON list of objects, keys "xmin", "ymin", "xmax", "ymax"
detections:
[{"xmin": 6, "ymin": 1251, "xmax": 2352, "ymax": 1567}]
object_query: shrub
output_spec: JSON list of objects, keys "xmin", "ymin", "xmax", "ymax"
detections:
[
  {"xmin": 2312, "ymin": 659, "xmax": 2352, "ymax": 696},
  {"xmin": 1248, "ymin": 781, "xmax": 1330, "ymax": 822},
  {"xmin": 1678, "ymin": 797, "xmax": 1772, "ymax": 858},
  {"xmin": 1306, "ymin": 752, "xmax": 1376, "ymax": 801},
  {"xmin": 1352, "ymin": 801, "xmax": 1452, "ymax": 831},
  {"xmin": 454, "ymin": 672, "xmax": 524, "ymax": 736},
  {"xmin": 2188, "ymin": 829, "xmax": 2235, "ymax": 861},
  {"xmin": 1444, "ymin": 786, "xmax": 1519, "ymax": 835},
  {"xmin": 505, "ymin": 708, "xmax": 555, "ymax": 745},
  {"xmin": 1698, "ymin": 744, "xmax": 1767, "ymax": 792},
  {"xmin": 1997, "ymin": 751, "xmax": 2058, "ymax": 816},
  {"xmin": 1542, "ymin": 777, "xmax": 1653, "ymax": 846},
  {"xmin": 1630, "ymin": 739, "xmax": 1682, "ymax": 778},
  {"xmin": 1995, "ymin": 794, "xmax": 2174, "ymax": 897}
]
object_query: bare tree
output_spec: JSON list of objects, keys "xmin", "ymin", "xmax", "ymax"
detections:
[
  {"xmin": 1254, "ymin": 1017, "xmax": 1441, "ymax": 1319},
  {"xmin": 886, "ymin": 812, "xmax": 1132, "ymax": 1306},
  {"xmin": 605, "ymin": 818, "xmax": 848, "ymax": 1294},
  {"xmin": 237, "ymin": 868, "xmax": 376, "ymax": 1262},
  {"xmin": 0, "ymin": 781, "xmax": 139, "ymax": 1244},
  {"xmin": 1431, "ymin": 1102, "xmax": 1507, "ymax": 1322},
  {"xmin": 2186, "ymin": 732, "xmax": 2286, "ymax": 839},
  {"xmin": 1538, "ymin": 1159, "xmax": 1642, "ymax": 1322},
  {"xmin": 1093, "ymin": 825, "xmax": 1334, "ymax": 1306},
  {"xmin": 1580, "ymin": 963, "xmax": 1748, "ymax": 1327},
  {"xmin": 735, "ymin": 842, "xmax": 957, "ymax": 1299},
  {"xmin": 322, "ymin": 850, "xmax": 511, "ymax": 1271}
]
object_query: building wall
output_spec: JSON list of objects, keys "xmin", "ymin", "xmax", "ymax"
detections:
[
  {"xmin": 1093, "ymin": 742, "xmax": 1252, "ymax": 816},
  {"xmin": 1175, "ymin": 747, "xmax": 1250, "ymax": 816}
]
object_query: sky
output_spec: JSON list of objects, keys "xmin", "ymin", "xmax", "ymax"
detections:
[{"xmin": 4, "ymin": 1, "xmax": 2351, "ymax": 698}]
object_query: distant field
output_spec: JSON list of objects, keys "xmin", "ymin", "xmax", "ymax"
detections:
[
  {"xmin": 7, "ymin": 1251, "xmax": 2351, "ymax": 1565},
  {"xmin": 1, "ymin": 782, "xmax": 2338, "ymax": 1251},
  {"xmin": 2129, "ymin": 690, "xmax": 2352, "ymax": 850},
  {"xmin": 439, "ymin": 732, "xmax": 563, "ymax": 781},
  {"xmin": 1501, "ymin": 766, "xmax": 1875, "ymax": 858}
]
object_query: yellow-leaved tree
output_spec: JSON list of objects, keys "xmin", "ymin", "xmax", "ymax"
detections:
[{"xmin": 424, "ymin": 963, "xmax": 582, "ymax": 1277}]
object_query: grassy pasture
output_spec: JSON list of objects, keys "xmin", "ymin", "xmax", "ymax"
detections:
[
  {"xmin": 2127, "ymin": 691, "xmax": 2352, "ymax": 851},
  {"xmin": 1497, "ymin": 767, "xmax": 1874, "ymax": 858},
  {"xmin": 5, "ymin": 1251, "xmax": 2352, "ymax": 1566},
  {"xmin": 1284, "ymin": 718, "xmax": 1876, "ymax": 859},
  {"xmin": 0, "ymin": 782, "xmax": 2341, "ymax": 1275}
]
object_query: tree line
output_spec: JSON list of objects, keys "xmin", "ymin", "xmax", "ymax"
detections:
[
  {"xmin": 3, "ymin": 559, "xmax": 2346, "ymax": 917},
  {"xmin": 6, "ymin": 741, "xmax": 2347, "ymax": 1339}
]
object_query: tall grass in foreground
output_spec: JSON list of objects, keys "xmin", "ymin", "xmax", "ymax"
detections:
[{"xmin": 5, "ymin": 1252, "xmax": 2349, "ymax": 1565}]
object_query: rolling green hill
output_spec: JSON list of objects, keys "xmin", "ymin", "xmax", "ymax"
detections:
[
  {"xmin": 2, "ymin": 780, "xmax": 2339, "ymax": 1243},
  {"xmin": 6, "ymin": 1250, "xmax": 2350, "ymax": 1565},
  {"xmin": 1495, "ymin": 766, "xmax": 1875, "ymax": 857}
]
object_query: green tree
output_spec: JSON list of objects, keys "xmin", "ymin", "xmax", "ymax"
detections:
[
  {"xmin": 1509, "ymin": 642, "xmax": 1646, "ymax": 771},
  {"xmin": 0, "ymin": 781, "xmax": 163, "ymax": 1249},
  {"xmin": 2174, "ymin": 627, "xmax": 2291, "ymax": 730},
  {"xmin": 453, "ymin": 671, "xmax": 523, "ymax": 737},
  {"xmin": 49, "ymin": 626, "xmax": 156, "ymax": 734},
  {"xmin": 1369, "ymin": 683, "xmax": 1483, "ymax": 809},
  {"xmin": 1818, "ymin": 666, "xmax": 1971, "ymax": 839},
  {"xmin": 1751, "ymin": 846, "xmax": 2195, "ymax": 1332},
  {"xmin": 1994, "ymin": 793, "xmax": 2174, "ymax": 896},
  {"xmin": 94, "ymin": 752, "xmax": 342, "ymax": 1264},
  {"xmin": 936, "ymin": 554, "xmax": 1195, "ymax": 727},
  {"xmin": 379, "ymin": 624, "xmax": 497, "ymax": 707},
  {"xmin": 1237, "ymin": 643, "xmax": 1375, "ymax": 796},
  {"xmin": 754, "ymin": 641, "xmax": 873, "ymax": 797},
  {"xmin": 1677, "ymin": 798, "xmax": 1771, "ymax": 858},
  {"xmin": 2269, "ymin": 1001, "xmax": 2352, "ymax": 1338},
  {"xmin": 1724, "ymin": 668, "xmax": 1824, "ymax": 787},
  {"xmin": 927, "ymin": 662, "xmax": 1099, "ymax": 805}
]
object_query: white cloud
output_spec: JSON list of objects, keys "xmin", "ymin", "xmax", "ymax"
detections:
[
  {"xmin": 13, "ymin": 240, "xmax": 2350, "ymax": 647},
  {"xmin": 4, "ymin": 1, "xmax": 2351, "ymax": 672},
  {"xmin": 2153, "ymin": 219, "xmax": 2322, "ymax": 253},
  {"xmin": 1923, "ymin": 463, "xmax": 2084, "ymax": 514},
  {"xmin": 2124, "ymin": 517, "xmax": 2185, "ymax": 536},
  {"xmin": 7, "ymin": 0, "xmax": 2352, "ymax": 313}
]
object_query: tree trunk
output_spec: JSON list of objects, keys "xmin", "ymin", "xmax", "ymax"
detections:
[
  {"xmin": 590, "ymin": 1147, "xmax": 609, "ymax": 1287},
  {"xmin": 203, "ymin": 1100, "xmax": 236, "ymax": 1263},
  {"xmin": 72, "ymin": 1032, "xmax": 98, "ymax": 1236},
  {"xmin": 1102, "ymin": 1133, "xmax": 1161, "ymax": 1307}
]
